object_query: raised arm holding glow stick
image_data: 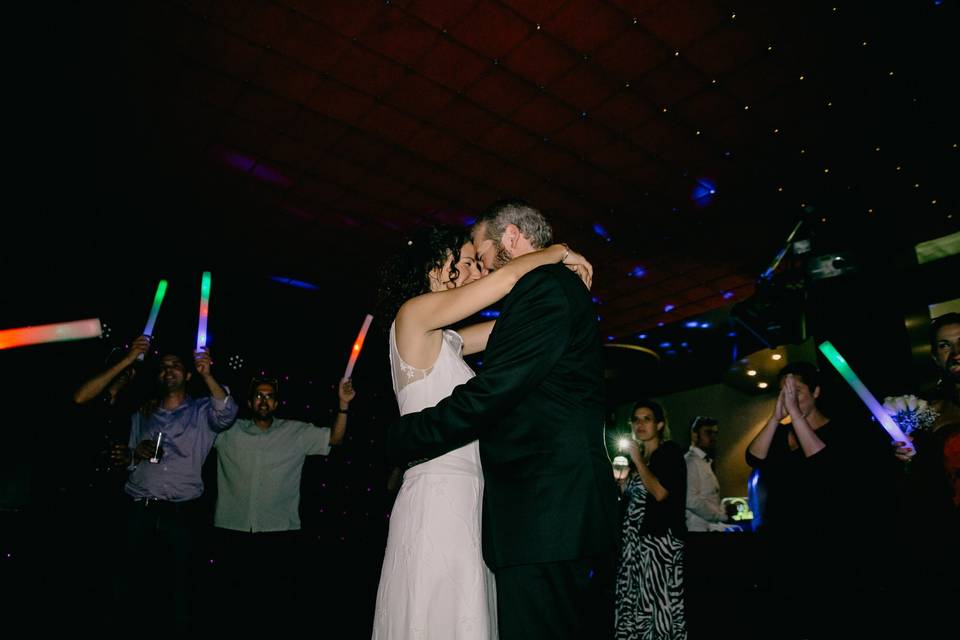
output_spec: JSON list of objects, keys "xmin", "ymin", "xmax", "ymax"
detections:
[
  {"xmin": 196, "ymin": 271, "xmax": 212, "ymax": 352},
  {"xmin": 0, "ymin": 318, "xmax": 102, "ymax": 350},
  {"xmin": 138, "ymin": 279, "xmax": 168, "ymax": 360},
  {"xmin": 818, "ymin": 340, "xmax": 914, "ymax": 454},
  {"xmin": 344, "ymin": 314, "xmax": 374, "ymax": 380}
]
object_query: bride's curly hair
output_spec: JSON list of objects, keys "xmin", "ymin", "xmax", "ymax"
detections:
[{"xmin": 375, "ymin": 224, "xmax": 470, "ymax": 334}]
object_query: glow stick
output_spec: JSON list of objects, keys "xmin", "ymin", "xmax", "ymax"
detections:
[
  {"xmin": 818, "ymin": 341, "xmax": 914, "ymax": 452},
  {"xmin": 138, "ymin": 279, "xmax": 168, "ymax": 360},
  {"xmin": 143, "ymin": 280, "xmax": 168, "ymax": 336},
  {"xmin": 196, "ymin": 271, "xmax": 211, "ymax": 351},
  {"xmin": 343, "ymin": 314, "xmax": 374, "ymax": 379},
  {"xmin": 149, "ymin": 432, "xmax": 163, "ymax": 464},
  {"xmin": 0, "ymin": 318, "xmax": 102, "ymax": 350}
]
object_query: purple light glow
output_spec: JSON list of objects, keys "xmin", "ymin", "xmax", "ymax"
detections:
[
  {"xmin": 252, "ymin": 163, "xmax": 294, "ymax": 188},
  {"xmin": 215, "ymin": 147, "xmax": 256, "ymax": 172}
]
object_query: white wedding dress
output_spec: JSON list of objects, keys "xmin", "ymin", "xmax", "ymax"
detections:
[{"xmin": 372, "ymin": 324, "xmax": 497, "ymax": 639}]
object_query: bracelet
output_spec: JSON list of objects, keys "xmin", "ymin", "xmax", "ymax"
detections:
[
  {"xmin": 337, "ymin": 409, "xmax": 348, "ymax": 414},
  {"xmin": 560, "ymin": 243, "xmax": 570, "ymax": 263}
]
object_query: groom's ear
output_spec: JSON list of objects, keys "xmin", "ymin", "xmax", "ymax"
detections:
[{"xmin": 502, "ymin": 224, "xmax": 521, "ymax": 250}]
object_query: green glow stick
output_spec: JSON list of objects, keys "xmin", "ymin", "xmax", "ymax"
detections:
[{"xmin": 818, "ymin": 341, "xmax": 913, "ymax": 452}]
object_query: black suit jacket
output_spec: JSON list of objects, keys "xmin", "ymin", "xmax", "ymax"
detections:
[{"xmin": 388, "ymin": 263, "xmax": 620, "ymax": 568}]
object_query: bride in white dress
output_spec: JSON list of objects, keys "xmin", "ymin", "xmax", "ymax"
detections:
[{"xmin": 372, "ymin": 224, "xmax": 590, "ymax": 639}]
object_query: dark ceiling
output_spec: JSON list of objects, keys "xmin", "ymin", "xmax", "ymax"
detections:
[{"xmin": 16, "ymin": 0, "xmax": 959, "ymax": 345}]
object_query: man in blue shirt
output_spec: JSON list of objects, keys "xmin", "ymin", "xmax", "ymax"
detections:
[{"xmin": 122, "ymin": 348, "xmax": 237, "ymax": 629}]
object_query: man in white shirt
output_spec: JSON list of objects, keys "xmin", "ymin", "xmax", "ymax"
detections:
[
  {"xmin": 213, "ymin": 376, "xmax": 354, "ymax": 627},
  {"xmin": 684, "ymin": 416, "xmax": 730, "ymax": 532}
]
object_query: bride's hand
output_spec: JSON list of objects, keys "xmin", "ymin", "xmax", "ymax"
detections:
[{"xmin": 560, "ymin": 245, "xmax": 593, "ymax": 289}]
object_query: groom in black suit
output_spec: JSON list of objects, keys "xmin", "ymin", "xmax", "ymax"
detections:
[{"xmin": 388, "ymin": 199, "xmax": 620, "ymax": 639}]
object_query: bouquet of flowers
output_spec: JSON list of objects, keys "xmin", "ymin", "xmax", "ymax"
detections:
[{"xmin": 882, "ymin": 394, "xmax": 939, "ymax": 436}]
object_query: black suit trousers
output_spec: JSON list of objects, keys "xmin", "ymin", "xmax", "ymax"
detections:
[{"xmin": 495, "ymin": 554, "xmax": 615, "ymax": 640}]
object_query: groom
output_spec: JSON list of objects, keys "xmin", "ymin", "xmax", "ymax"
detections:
[{"xmin": 388, "ymin": 199, "xmax": 619, "ymax": 639}]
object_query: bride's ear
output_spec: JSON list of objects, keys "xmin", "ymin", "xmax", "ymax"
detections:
[{"xmin": 427, "ymin": 267, "xmax": 444, "ymax": 292}]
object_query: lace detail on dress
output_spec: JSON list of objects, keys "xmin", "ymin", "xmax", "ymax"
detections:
[
  {"xmin": 388, "ymin": 323, "xmax": 465, "ymax": 394},
  {"xmin": 389, "ymin": 323, "xmax": 435, "ymax": 393}
]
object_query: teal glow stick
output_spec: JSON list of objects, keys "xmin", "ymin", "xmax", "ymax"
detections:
[
  {"xmin": 818, "ymin": 341, "xmax": 914, "ymax": 452},
  {"xmin": 196, "ymin": 272, "xmax": 211, "ymax": 351},
  {"xmin": 138, "ymin": 279, "xmax": 168, "ymax": 360}
]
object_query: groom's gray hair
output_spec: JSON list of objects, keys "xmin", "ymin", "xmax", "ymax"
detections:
[{"xmin": 473, "ymin": 198, "xmax": 553, "ymax": 250}]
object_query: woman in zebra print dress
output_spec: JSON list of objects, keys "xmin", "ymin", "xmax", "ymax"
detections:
[{"xmin": 614, "ymin": 399, "xmax": 687, "ymax": 640}]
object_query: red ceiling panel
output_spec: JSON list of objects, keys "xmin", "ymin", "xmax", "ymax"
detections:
[
  {"xmin": 587, "ymin": 172, "xmax": 634, "ymax": 207},
  {"xmin": 399, "ymin": 187, "xmax": 442, "ymax": 216},
  {"xmin": 287, "ymin": 0, "xmax": 381, "ymax": 37},
  {"xmin": 636, "ymin": 58, "xmax": 706, "ymax": 108},
  {"xmin": 449, "ymin": 147, "xmax": 506, "ymax": 184},
  {"xmin": 552, "ymin": 120, "xmax": 614, "ymax": 156},
  {"xmin": 404, "ymin": 0, "xmax": 481, "ymax": 30},
  {"xmin": 416, "ymin": 38, "xmax": 490, "ymax": 90},
  {"xmin": 305, "ymin": 77, "xmax": 376, "ymax": 124},
  {"xmin": 234, "ymin": 89, "xmax": 300, "ymax": 129},
  {"xmin": 359, "ymin": 104, "xmax": 422, "ymax": 146},
  {"xmin": 674, "ymin": 89, "xmax": 740, "ymax": 127},
  {"xmin": 329, "ymin": 129, "xmax": 396, "ymax": 167},
  {"xmin": 545, "ymin": 0, "xmax": 629, "ymax": 54},
  {"xmin": 432, "ymin": 98, "xmax": 502, "ymax": 142},
  {"xmin": 521, "ymin": 144, "xmax": 579, "ymax": 176},
  {"xmin": 419, "ymin": 170, "xmax": 476, "ymax": 202},
  {"xmin": 382, "ymin": 73, "xmax": 455, "ymax": 118},
  {"xmin": 591, "ymin": 92, "xmax": 657, "ymax": 133},
  {"xmin": 217, "ymin": 114, "xmax": 286, "ymax": 158},
  {"xmin": 490, "ymin": 165, "xmax": 543, "ymax": 198},
  {"xmin": 466, "ymin": 69, "xmax": 539, "ymax": 117},
  {"xmin": 684, "ymin": 26, "xmax": 761, "ymax": 77},
  {"xmin": 252, "ymin": 51, "xmax": 321, "ymax": 103},
  {"xmin": 328, "ymin": 44, "xmax": 406, "ymax": 96},
  {"xmin": 221, "ymin": 0, "xmax": 297, "ymax": 49},
  {"xmin": 357, "ymin": 172, "xmax": 413, "ymax": 203},
  {"xmin": 268, "ymin": 135, "xmax": 331, "ymax": 173},
  {"xmin": 311, "ymin": 155, "xmax": 367, "ymax": 188},
  {"xmin": 449, "ymin": 2, "xmax": 533, "ymax": 60},
  {"xmin": 196, "ymin": 26, "xmax": 265, "ymax": 83},
  {"xmin": 590, "ymin": 139, "xmax": 651, "ymax": 172},
  {"xmin": 501, "ymin": 0, "xmax": 567, "ymax": 24},
  {"xmin": 379, "ymin": 153, "xmax": 439, "ymax": 188},
  {"xmin": 622, "ymin": 160, "xmax": 667, "ymax": 186},
  {"xmin": 358, "ymin": 6, "xmax": 440, "ymax": 65},
  {"xmin": 608, "ymin": 1, "xmax": 663, "ymax": 14},
  {"xmin": 290, "ymin": 176, "xmax": 347, "ymax": 205},
  {"xmin": 287, "ymin": 110, "xmax": 350, "ymax": 149},
  {"xmin": 504, "ymin": 34, "xmax": 579, "ymax": 86},
  {"xmin": 678, "ymin": 285, "xmax": 718, "ymax": 303},
  {"xmin": 656, "ymin": 130, "xmax": 711, "ymax": 167},
  {"xmin": 630, "ymin": 117, "xmax": 690, "ymax": 155},
  {"xmin": 548, "ymin": 64, "xmax": 618, "ymax": 112},
  {"xmin": 274, "ymin": 18, "xmax": 351, "ymax": 73},
  {"xmin": 178, "ymin": 65, "xmax": 244, "ymax": 111},
  {"xmin": 708, "ymin": 113, "xmax": 754, "ymax": 149},
  {"xmin": 722, "ymin": 56, "xmax": 790, "ymax": 105},
  {"xmin": 333, "ymin": 192, "xmax": 391, "ymax": 220},
  {"xmin": 512, "ymin": 94, "xmax": 578, "ymax": 135},
  {"xmin": 592, "ymin": 27, "xmax": 669, "ymax": 81},
  {"xmin": 474, "ymin": 123, "xmax": 540, "ymax": 158},
  {"xmin": 637, "ymin": 0, "xmax": 724, "ymax": 49},
  {"xmin": 404, "ymin": 126, "xmax": 466, "ymax": 164}
]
